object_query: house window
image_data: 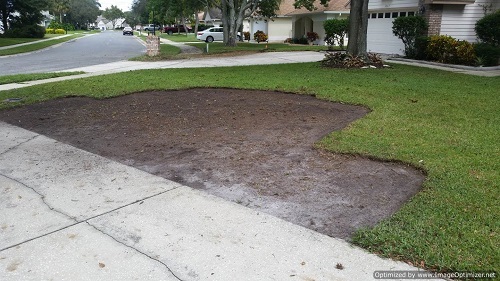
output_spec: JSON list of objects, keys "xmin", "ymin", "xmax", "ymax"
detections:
[
  {"xmin": 400, "ymin": 12, "xmax": 407, "ymax": 17},
  {"xmin": 378, "ymin": 13, "xmax": 384, "ymax": 18},
  {"xmin": 392, "ymin": 12, "xmax": 399, "ymax": 18},
  {"xmin": 371, "ymin": 13, "xmax": 377, "ymax": 19},
  {"xmin": 408, "ymin": 11, "xmax": 415, "ymax": 16},
  {"xmin": 385, "ymin": 12, "xmax": 391, "ymax": 18}
]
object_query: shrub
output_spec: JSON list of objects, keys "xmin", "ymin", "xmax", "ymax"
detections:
[
  {"xmin": 55, "ymin": 29, "xmax": 66, "ymax": 34},
  {"xmin": 253, "ymin": 30, "xmax": 268, "ymax": 43},
  {"xmin": 414, "ymin": 36, "xmax": 430, "ymax": 60},
  {"xmin": 292, "ymin": 37, "xmax": 308, "ymax": 45},
  {"xmin": 3, "ymin": 25, "xmax": 45, "ymax": 38},
  {"xmin": 392, "ymin": 15, "xmax": 428, "ymax": 58},
  {"xmin": 306, "ymin": 31, "xmax": 319, "ymax": 42},
  {"xmin": 426, "ymin": 35, "xmax": 476, "ymax": 66},
  {"xmin": 243, "ymin": 31, "xmax": 250, "ymax": 41},
  {"xmin": 46, "ymin": 28, "xmax": 55, "ymax": 34},
  {"xmin": 323, "ymin": 18, "xmax": 349, "ymax": 50},
  {"xmin": 474, "ymin": 43, "xmax": 500, "ymax": 66},
  {"xmin": 48, "ymin": 21, "xmax": 65, "ymax": 30},
  {"xmin": 475, "ymin": 10, "xmax": 500, "ymax": 46}
]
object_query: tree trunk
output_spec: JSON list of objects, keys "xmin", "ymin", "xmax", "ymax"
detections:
[{"xmin": 347, "ymin": 0, "xmax": 369, "ymax": 57}]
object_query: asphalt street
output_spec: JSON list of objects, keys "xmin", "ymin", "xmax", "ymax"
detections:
[{"xmin": 0, "ymin": 30, "xmax": 145, "ymax": 76}]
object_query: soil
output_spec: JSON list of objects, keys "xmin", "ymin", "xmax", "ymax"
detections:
[{"xmin": 0, "ymin": 88, "xmax": 425, "ymax": 239}]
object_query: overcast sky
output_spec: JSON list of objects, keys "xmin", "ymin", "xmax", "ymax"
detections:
[{"xmin": 98, "ymin": 0, "xmax": 132, "ymax": 12}]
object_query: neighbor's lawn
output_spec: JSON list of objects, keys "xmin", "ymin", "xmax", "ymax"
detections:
[
  {"xmin": 0, "ymin": 34, "xmax": 83, "ymax": 56},
  {"xmin": 0, "ymin": 37, "xmax": 43, "ymax": 47},
  {"xmin": 0, "ymin": 63, "xmax": 498, "ymax": 273},
  {"xmin": 160, "ymin": 33, "xmax": 198, "ymax": 42}
]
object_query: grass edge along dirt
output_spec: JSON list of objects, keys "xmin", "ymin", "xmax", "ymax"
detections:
[{"xmin": 0, "ymin": 62, "xmax": 498, "ymax": 274}]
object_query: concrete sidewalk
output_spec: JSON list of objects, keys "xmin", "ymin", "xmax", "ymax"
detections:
[
  {"xmin": 0, "ymin": 122, "xmax": 437, "ymax": 280},
  {"xmin": 0, "ymin": 51, "xmax": 325, "ymax": 92}
]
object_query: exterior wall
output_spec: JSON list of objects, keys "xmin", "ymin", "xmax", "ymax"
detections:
[
  {"xmin": 427, "ymin": 4, "xmax": 444, "ymax": 35},
  {"xmin": 440, "ymin": 0, "xmax": 500, "ymax": 42},
  {"xmin": 267, "ymin": 17, "xmax": 292, "ymax": 42},
  {"xmin": 369, "ymin": 0, "xmax": 419, "ymax": 10}
]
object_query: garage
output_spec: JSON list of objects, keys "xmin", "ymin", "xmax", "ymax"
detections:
[{"xmin": 367, "ymin": 10, "xmax": 416, "ymax": 55}]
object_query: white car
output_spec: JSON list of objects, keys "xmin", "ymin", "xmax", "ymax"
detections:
[{"xmin": 196, "ymin": 27, "xmax": 241, "ymax": 43}]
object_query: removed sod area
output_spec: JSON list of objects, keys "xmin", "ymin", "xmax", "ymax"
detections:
[{"xmin": 0, "ymin": 62, "xmax": 498, "ymax": 273}]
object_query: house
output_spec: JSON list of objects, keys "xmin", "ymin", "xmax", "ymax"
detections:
[
  {"xmin": 367, "ymin": 0, "xmax": 500, "ymax": 55},
  {"xmin": 245, "ymin": 0, "xmax": 350, "ymax": 43},
  {"xmin": 95, "ymin": 16, "xmax": 114, "ymax": 30},
  {"xmin": 199, "ymin": 8, "xmax": 223, "ymax": 26}
]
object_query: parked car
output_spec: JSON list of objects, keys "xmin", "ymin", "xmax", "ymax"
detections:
[
  {"xmin": 143, "ymin": 24, "xmax": 161, "ymax": 32},
  {"xmin": 122, "ymin": 27, "xmax": 133, "ymax": 35},
  {"xmin": 164, "ymin": 25, "xmax": 192, "ymax": 35},
  {"xmin": 196, "ymin": 27, "xmax": 241, "ymax": 43}
]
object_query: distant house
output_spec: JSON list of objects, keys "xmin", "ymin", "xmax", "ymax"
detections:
[
  {"xmin": 367, "ymin": 0, "xmax": 500, "ymax": 55},
  {"xmin": 199, "ymin": 8, "xmax": 223, "ymax": 26},
  {"xmin": 245, "ymin": 0, "xmax": 350, "ymax": 43},
  {"xmin": 95, "ymin": 16, "xmax": 109, "ymax": 30}
]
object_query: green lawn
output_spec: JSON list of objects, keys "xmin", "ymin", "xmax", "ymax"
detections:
[
  {"xmin": 0, "ymin": 34, "xmax": 83, "ymax": 56},
  {"xmin": 0, "ymin": 72, "xmax": 84, "ymax": 85},
  {"xmin": 0, "ymin": 37, "xmax": 43, "ymax": 47},
  {"xmin": 188, "ymin": 42, "xmax": 330, "ymax": 54},
  {"xmin": 0, "ymin": 62, "xmax": 498, "ymax": 273}
]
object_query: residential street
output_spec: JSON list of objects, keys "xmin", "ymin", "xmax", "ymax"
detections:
[{"xmin": 0, "ymin": 31, "xmax": 145, "ymax": 76}]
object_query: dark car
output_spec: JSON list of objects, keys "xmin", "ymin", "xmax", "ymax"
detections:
[
  {"xmin": 164, "ymin": 25, "xmax": 192, "ymax": 35},
  {"xmin": 123, "ymin": 27, "xmax": 133, "ymax": 35}
]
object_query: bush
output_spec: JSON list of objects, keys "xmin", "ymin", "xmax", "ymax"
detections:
[
  {"xmin": 3, "ymin": 25, "xmax": 45, "ymax": 38},
  {"xmin": 253, "ymin": 30, "xmax": 268, "ymax": 43},
  {"xmin": 392, "ymin": 15, "xmax": 428, "ymax": 58},
  {"xmin": 475, "ymin": 10, "xmax": 500, "ymax": 46},
  {"xmin": 55, "ymin": 29, "xmax": 66, "ymax": 34},
  {"xmin": 292, "ymin": 37, "xmax": 308, "ymax": 45},
  {"xmin": 46, "ymin": 28, "xmax": 55, "ymax": 34},
  {"xmin": 414, "ymin": 36, "xmax": 430, "ymax": 60},
  {"xmin": 426, "ymin": 35, "xmax": 476, "ymax": 66},
  {"xmin": 474, "ymin": 43, "xmax": 500, "ymax": 66},
  {"xmin": 243, "ymin": 31, "xmax": 250, "ymax": 41},
  {"xmin": 306, "ymin": 31, "xmax": 319, "ymax": 42},
  {"xmin": 323, "ymin": 18, "xmax": 349, "ymax": 50}
]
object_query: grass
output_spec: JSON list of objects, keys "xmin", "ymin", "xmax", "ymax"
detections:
[
  {"xmin": 0, "ymin": 72, "xmax": 84, "ymax": 85},
  {"xmin": 160, "ymin": 33, "xmax": 198, "ymax": 42},
  {"xmin": 0, "ymin": 34, "xmax": 83, "ymax": 56},
  {"xmin": 0, "ymin": 63, "xmax": 498, "ymax": 273},
  {"xmin": 0, "ymin": 37, "xmax": 44, "ymax": 47}
]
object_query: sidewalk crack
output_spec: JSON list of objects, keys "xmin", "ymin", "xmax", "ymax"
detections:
[
  {"xmin": 86, "ymin": 221, "xmax": 184, "ymax": 281},
  {"xmin": 0, "ymin": 134, "xmax": 39, "ymax": 157}
]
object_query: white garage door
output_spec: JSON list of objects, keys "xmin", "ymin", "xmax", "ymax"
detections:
[{"xmin": 367, "ymin": 11, "xmax": 416, "ymax": 55}]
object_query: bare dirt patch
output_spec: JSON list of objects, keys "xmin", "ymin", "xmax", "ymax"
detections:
[{"xmin": 0, "ymin": 88, "xmax": 425, "ymax": 239}]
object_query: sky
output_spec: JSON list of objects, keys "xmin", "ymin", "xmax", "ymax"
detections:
[{"xmin": 98, "ymin": 0, "xmax": 133, "ymax": 12}]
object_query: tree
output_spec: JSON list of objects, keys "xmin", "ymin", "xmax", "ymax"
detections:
[
  {"xmin": 346, "ymin": 0, "xmax": 368, "ymax": 56},
  {"xmin": 1, "ymin": 0, "xmax": 49, "ymax": 30},
  {"xmin": 49, "ymin": 0, "xmax": 70, "ymax": 23},
  {"xmin": 67, "ymin": 0, "xmax": 100, "ymax": 29},
  {"xmin": 102, "ymin": 5, "xmax": 124, "ymax": 29},
  {"xmin": 219, "ymin": 0, "xmax": 280, "ymax": 46}
]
